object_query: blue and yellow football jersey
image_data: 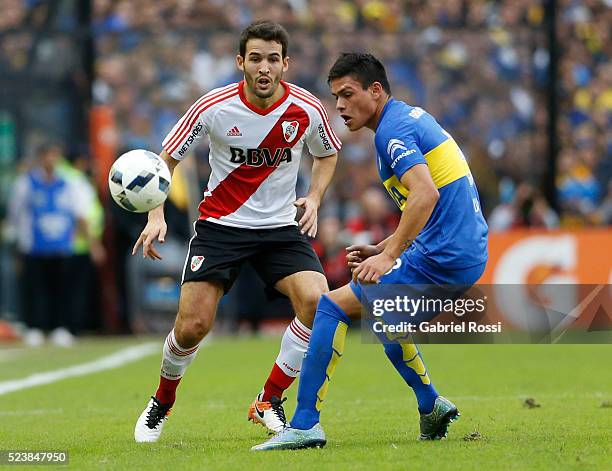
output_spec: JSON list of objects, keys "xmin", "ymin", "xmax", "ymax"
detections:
[{"xmin": 374, "ymin": 98, "xmax": 488, "ymax": 269}]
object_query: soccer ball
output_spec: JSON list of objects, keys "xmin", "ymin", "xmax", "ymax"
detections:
[{"xmin": 108, "ymin": 149, "xmax": 171, "ymax": 213}]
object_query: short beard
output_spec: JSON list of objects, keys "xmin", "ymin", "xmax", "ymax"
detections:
[
  {"xmin": 254, "ymin": 87, "xmax": 275, "ymax": 99},
  {"xmin": 245, "ymin": 74, "xmax": 282, "ymax": 99}
]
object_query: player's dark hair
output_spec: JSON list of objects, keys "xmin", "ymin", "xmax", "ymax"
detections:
[
  {"xmin": 327, "ymin": 53, "xmax": 391, "ymax": 94},
  {"xmin": 239, "ymin": 20, "xmax": 289, "ymax": 58}
]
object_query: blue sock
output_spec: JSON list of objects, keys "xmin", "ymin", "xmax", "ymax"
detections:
[
  {"xmin": 290, "ymin": 295, "xmax": 351, "ymax": 430},
  {"xmin": 383, "ymin": 341, "xmax": 438, "ymax": 414}
]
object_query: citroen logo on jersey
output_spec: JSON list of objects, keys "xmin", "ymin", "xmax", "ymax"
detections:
[
  {"xmin": 386, "ymin": 139, "xmax": 416, "ymax": 169},
  {"xmin": 281, "ymin": 120, "xmax": 299, "ymax": 143},
  {"xmin": 387, "ymin": 139, "xmax": 408, "ymax": 159}
]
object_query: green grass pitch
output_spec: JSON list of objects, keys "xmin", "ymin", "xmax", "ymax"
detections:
[{"xmin": 1, "ymin": 335, "xmax": 610, "ymax": 470}]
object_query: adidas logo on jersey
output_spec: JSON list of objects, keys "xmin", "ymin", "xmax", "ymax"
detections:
[{"xmin": 227, "ymin": 126, "xmax": 242, "ymax": 136}]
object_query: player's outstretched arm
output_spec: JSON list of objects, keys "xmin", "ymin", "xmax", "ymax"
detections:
[
  {"xmin": 295, "ymin": 153, "xmax": 338, "ymax": 237},
  {"xmin": 132, "ymin": 150, "xmax": 180, "ymax": 260},
  {"xmin": 352, "ymin": 164, "xmax": 439, "ymax": 283}
]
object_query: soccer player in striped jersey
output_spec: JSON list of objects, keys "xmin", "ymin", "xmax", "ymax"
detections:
[
  {"xmin": 133, "ymin": 21, "xmax": 341, "ymax": 442},
  {"xmin": 253, "ymin": 53, "xmax": 488, "ymax": 450}
]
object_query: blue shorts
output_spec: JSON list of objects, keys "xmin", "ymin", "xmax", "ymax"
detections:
[
  {"xmin": 350, "ymin": 245, "xmax": 486, "ymax": 301},
  {"xmin": 350, "ymin": 247, "xmax": 486, "ymax": 334}
]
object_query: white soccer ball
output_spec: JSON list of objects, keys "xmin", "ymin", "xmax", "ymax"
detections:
[{"xmin": 108, "ymin": 149, "xmax": 171, "ymax": 213}]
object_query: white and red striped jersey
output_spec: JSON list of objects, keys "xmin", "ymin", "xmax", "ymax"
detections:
[{"xmin": 162, "ymin": 81, "xmax": 341, "ymax": 229}]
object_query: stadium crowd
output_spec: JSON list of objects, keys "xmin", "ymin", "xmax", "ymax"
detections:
[{"xmin": 0, "ymin": 0, "xmax": 610, "ymax": 336}]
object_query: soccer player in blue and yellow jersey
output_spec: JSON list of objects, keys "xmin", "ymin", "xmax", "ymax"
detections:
[{"xmin": 252, "ymin": 53, "xmax": 488, "ymax": 450}]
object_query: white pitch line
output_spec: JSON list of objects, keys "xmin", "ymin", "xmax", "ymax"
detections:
[{"xmin": 0, "ymin": 342, "xmax": 159, "ymax": 397}]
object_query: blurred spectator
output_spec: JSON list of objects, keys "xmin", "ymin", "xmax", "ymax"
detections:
[
  {"xmin": 557, "ymin": 146, "xmax": 601, "ymax": 224},
  {"xmin": 312, "ymin": 216, "xmax": 352, "ymax": 289},
  {"xmin": 346, "ymin": 187, "xmax": 400, "ymax": 245},
  {"xmin": 6, "ymin": 144, "xmax": 96, "ymax": 346},
  {"xmin": 596, "ymin": 181, "xmax": 612, "ymax": 225},
  {"xmin": 489, "ymin": 181, "xmax": 559, "ymax": 231}
]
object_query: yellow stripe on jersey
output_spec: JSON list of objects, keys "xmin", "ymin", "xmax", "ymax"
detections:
[
  {"xmin": 425, "ymin": 138, "xmax": 471, "ymax": 189},
  {"xmin": 315, "ymin": 321, "xmax": 348, "ymax": 411},
  {"xmin": 383, "ymin": 138, "xmax": 471, "ymax": 210}
]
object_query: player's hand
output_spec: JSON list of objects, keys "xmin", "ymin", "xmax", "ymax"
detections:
[
  {"xmin": 352, "ymin": 252, "xmax": 395, "ymax": 284},
  {"xmin": 294, "ymin": 196, "xmax": 319, "ymax": 238},
  {"xmin": 346, "ymin": 244, "xmax": 381, "ymax": 269},
  {"xmin": 132, "ymin": 209, "xmax": 167, "ymax": 260}
]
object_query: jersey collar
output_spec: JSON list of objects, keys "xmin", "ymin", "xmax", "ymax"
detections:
[
  {"xmin": 375, "ymin": 97, "xmax": 395, "ymax": 133},
  {"xmin": 238, "ymin": 80, "xmax": 290, "ymax": 116}
]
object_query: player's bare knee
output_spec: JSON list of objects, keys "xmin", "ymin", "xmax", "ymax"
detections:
[
  {"xmin": 190, "ymin": 317, "xmax": 213, "ymax": 340},
  {"xmin": 174, "ymin": 314, "xmax": 213, "ymax": 346},
  {"xmin": 295, "ymin": 291, "xmax": 326, "ymax": 325},
  {"xmin": 174, "ymin": 323, "xmax": 205, "ymax": 347}
]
